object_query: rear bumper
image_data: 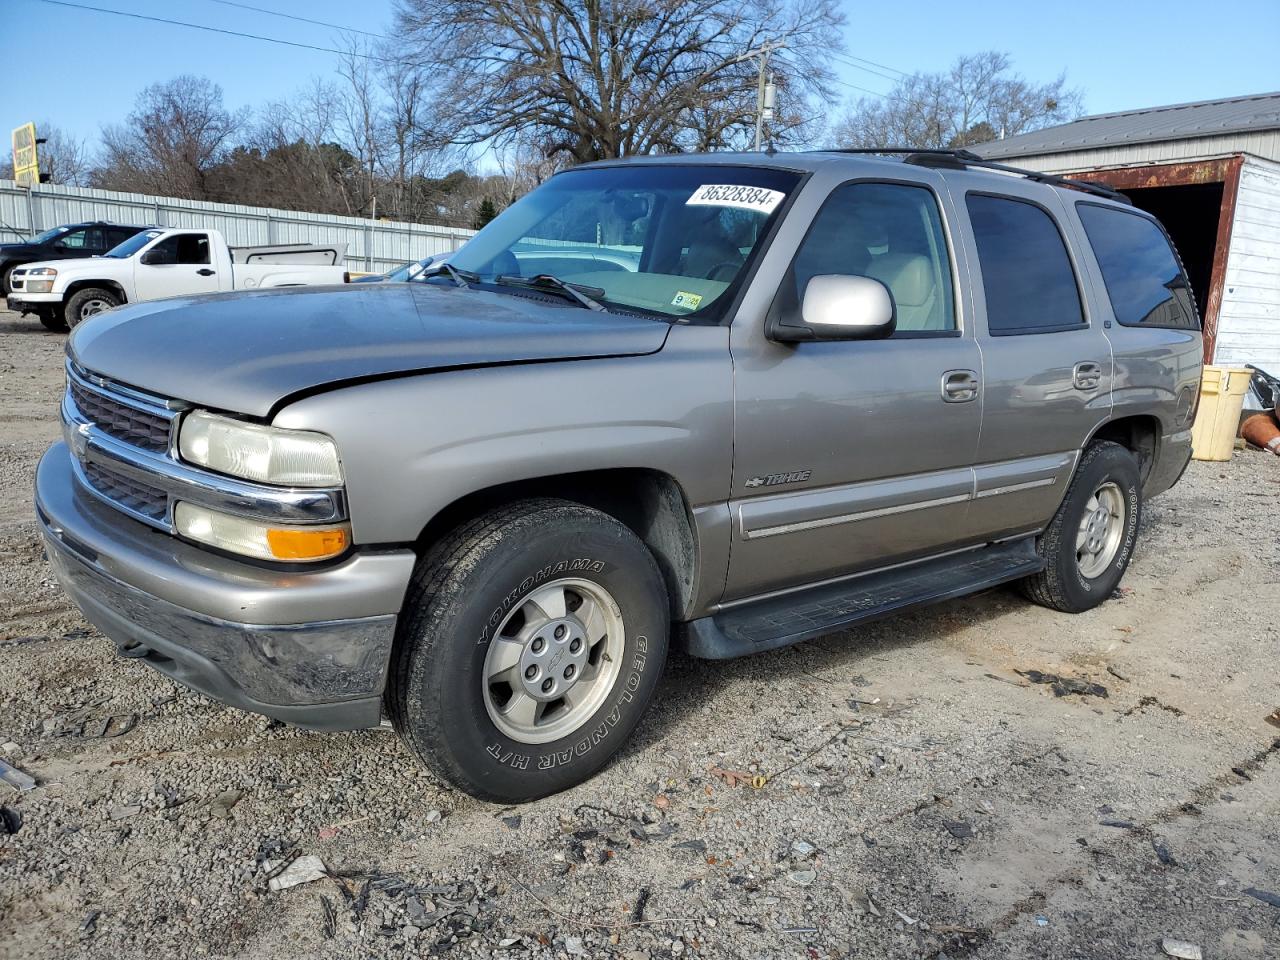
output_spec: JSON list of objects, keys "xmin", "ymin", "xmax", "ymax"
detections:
[{"xmin": 36, "ymin": 442, "xmax": 417, "ymax": 730}]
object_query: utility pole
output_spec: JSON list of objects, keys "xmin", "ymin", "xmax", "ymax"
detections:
[{"xmin": 751, "ymin": 41, "xmax": 785, "ymax": 151}]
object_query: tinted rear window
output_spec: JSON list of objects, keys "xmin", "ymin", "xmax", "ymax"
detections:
[
  {"xmin": 1077, "ymin": 204, "xmax": 1199, "ymax": 330},
  {"xmin": 966, "ymin": 194, "xmax": 1084, "ymax": 335}
]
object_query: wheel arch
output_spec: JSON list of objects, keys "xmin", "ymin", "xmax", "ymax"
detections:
[
  {"xmin": 63, "ymin": 278, "xmax": 129, "ymax": 304},
  {"xmin": 414, "ymin": 468, "xmax": 699, "ymax": 620},
  {"xmin": 1082, "ymin": 414, "xmax": 1162, "ymax": 487}
]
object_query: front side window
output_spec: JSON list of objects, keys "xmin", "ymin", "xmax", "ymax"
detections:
[
  {"xmin": 446, "ymin": 165, "xmax": 801, "ymax": 319},
  {"xmin": 54, "ymin": 228, "xmax": 93, "ymax": 249},
  {"xmin": 789, "ymin": 181, "xmax": 956, "ymax": 333},
  {"xmin": 967, "ymin": 194, "xmax": 1084, "ymax": 335},
  {"xmin": 107, "ymin": 230, "xmax": 164, "ymax": 258},
  {"xmin": 147, "ymin": 233, "xmax": 211, "ymax": 265},
  {"xmin": 1077, "ymin": 204, "xmax": 1199, "ymax": 330}
]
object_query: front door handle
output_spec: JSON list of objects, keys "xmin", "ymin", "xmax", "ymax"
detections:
[
  {"xmin": 942, "ymin": 369, "xmax": 980, "ymax": 403},
  {"xmin": 1073, "ymin": 361, "xmax": 1102, "ymax": 391},
  {"xmin": 197, "ymin": 268, "xmax": 216, "ymax": 277}
]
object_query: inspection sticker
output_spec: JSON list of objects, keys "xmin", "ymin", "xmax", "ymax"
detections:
[
  {"xmin": 686, "ymin": 184, "xmax": 785, "ymax": 214},
  {"xmin": 671, "ymin": 291, "xmax": 704, "ymax": 310}
]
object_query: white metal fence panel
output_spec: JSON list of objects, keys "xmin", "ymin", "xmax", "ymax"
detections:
[{"xmin": 0, "ymin": 179, "xmax": 475, "ymax": 273}]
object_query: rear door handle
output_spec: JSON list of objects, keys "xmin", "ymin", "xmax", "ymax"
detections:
[
  {"xmin": 197, "ymin": 268, "xmax": 216, "ymax": 277},
  {"xmin": 942, "ymin": 369, "xmax": 980, "ymax": 403},
  {"xmin": 1073, "ymin": 361, "xmax": 1102, "ymax": 391}
]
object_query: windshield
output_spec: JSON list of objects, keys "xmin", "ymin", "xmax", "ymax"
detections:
[
  {"xmin": 445, "ymin": 164, "xmax": 801, "ymax": 319},
  {"xmin": 33, "ymin": 226, "xmax": 71, "ymax": 244},
  {"xmin": 105, "ymin": 229, "xmax": 163, "ymax": 259}
]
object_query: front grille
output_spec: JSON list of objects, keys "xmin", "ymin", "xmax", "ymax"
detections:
[
  {"xmin": 82, "ymin": 461, "xmax": 168, "ymax": 522},
  {"xmin": 69, "ymin": 378, "xmax": 172, "ymax": 453}
]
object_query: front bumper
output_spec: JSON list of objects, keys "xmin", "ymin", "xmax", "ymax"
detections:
[
  {"xmin": 36, "ymin": 442, "xmax": 417, "ymax": 730},
  {"xmin": 7, "ymin": 293, "xmax": 60, "ymax": 314}
]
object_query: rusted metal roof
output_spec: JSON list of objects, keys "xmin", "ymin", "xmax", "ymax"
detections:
[{"xmin": 971, "ymin": 92, "xmax": 1280, "ymax": 159}]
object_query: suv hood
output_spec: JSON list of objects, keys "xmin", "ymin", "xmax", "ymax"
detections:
[{"xmin": 69, "ymin": 283, "xmax": 671, "ymax": 417}]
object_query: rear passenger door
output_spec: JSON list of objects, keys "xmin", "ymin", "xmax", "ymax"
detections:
[{"xmin": 950, "ymin": 183, "xmax": 1113, "ymax": 541}]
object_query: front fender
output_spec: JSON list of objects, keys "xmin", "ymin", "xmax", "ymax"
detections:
[{"xmin": 272, "ymin": 324, "xmax": 733, "ymax": 547}]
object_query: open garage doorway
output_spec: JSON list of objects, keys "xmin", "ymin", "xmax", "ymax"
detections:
[{"xmin": 1066, "ymin": 157, "xmax": 1243, "ymax": 363}]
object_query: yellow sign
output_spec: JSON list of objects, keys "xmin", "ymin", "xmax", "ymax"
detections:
[{"xmin": 12, "ymin": 123, "xmax": 41, "ymax": 186}]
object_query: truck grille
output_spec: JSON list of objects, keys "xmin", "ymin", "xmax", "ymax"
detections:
[
  {"xmin": 69, "ymin": 378, "xmax": 173, "ymax": 454},
  {"xmin": 82, "ymin": 461, "xmax": 169, "ymax": 522}
]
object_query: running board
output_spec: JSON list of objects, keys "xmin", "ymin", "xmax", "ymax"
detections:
[{"xmin": 681, "ymin": 539, "xmax": 1044, "ymax": 660}]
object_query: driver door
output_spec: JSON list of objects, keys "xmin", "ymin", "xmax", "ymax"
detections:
[
  {"xmin": 133, "ymin": 232, "xmax": 220, "ymax": 302},
  {"xmin": 724, "ymin": 175, "xmax": 983, "ymax": 601}
]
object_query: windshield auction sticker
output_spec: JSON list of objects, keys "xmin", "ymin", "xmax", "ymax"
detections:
[{"xmin": 686, "ymin": 184, "xmax": 785, "ymax": 214}]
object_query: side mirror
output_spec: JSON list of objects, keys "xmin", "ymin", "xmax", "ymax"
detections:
[
  {"xmin": 769, "ymin": 274, "xmax": 896, "ymax": 342},
  {"xmin": 140, "ymin": 249, "xmax": 160, "ymax": 265}
]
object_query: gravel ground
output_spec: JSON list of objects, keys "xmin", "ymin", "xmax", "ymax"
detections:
[{"xmin": 1, "ymin": 308, "xmax": 1278, "ymax": 960}]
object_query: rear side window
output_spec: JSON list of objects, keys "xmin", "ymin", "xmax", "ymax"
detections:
[
  {"xmin": 966, "ymin": 194, "xmax": 1084, "ymax": 335},
  {"xmin": 1077, "ymin": 204, "xmax": 1199, "ymax": 329}
]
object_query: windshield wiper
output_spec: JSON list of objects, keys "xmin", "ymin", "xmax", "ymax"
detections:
[
  {"xmin": 422, "ymin": 262, "xmax": 481, "ymax": 288},
  {"xmin": 494, "ymin": 274, "xmax": 608, "ymax": 312}
]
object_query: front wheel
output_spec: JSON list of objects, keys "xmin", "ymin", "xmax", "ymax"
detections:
[
  {"xmin": 388, "ymin": 499, "xmax": 670, "ymax": 802},
  {"xmin": 1021, "ymin": 441, "xmax": 1142, "ymax": 613},
  {"xmin": 39, "ymin": 310, "xmax": 68, "ymax": 332},
  {"xmin": 64, "ymin": 287, "xmax": 120, "ymax": 328}
]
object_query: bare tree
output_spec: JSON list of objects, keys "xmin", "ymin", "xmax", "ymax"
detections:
[
  {"xmin": 834, "ymin": 52, "xmax": 1083, "ymax": 150},
  {"xmin": 96, "ymin": 76, "xmax": 247, "ymax": 199},
  {"xmin": 394, "ymin": 0, "xmax": 845, "ymax": 164}
]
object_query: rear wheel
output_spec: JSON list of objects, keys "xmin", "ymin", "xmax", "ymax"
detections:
[
  {"xmin": 1, "ymin": 265, "xmax": 14, "ymax": 296},
  {"xmin": 389, "ymin": 499, "xmax": 669, "ymax": 802},
  {"xmin": 65, "ymin": 287, "xmax": 120, "ymax": 328},
  {"xmin": 1021, "ymin": 441, "xmax": 1142, "ymax": 613}
]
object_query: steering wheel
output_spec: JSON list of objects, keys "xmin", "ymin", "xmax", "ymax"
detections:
[{"xmin": 703, "ymin": 261, "xmax": 741, "ymax": 282}]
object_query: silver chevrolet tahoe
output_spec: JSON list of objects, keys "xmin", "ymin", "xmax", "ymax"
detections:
[{"xmin": 36, "ymin": 150, "xmax": 1203, "ymax": 801}]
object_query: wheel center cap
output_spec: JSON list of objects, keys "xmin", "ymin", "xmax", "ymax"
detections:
[{"xmin": 519, "ymin": 618, "xmax": 590, "ymax": 701}]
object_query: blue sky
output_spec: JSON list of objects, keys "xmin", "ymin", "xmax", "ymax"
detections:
[{"xmin": 9, "ymin": 0, "xmax": 1280, "ymax": 160}]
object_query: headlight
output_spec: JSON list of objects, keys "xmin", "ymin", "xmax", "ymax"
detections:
[
  {"xmin": 27, "ymin": 267, "xmax": 57, "ymax": 276},
  {"xmin": 179, "ymin": 411, "xmax": 342, "ymax": 486},
  {"xmin": 174, "ymin": 502, "xmax": 349, "ymax": 562},
  {"xmin": 26, "ymin": 279, "xmax": 54, "ymax": 293}
]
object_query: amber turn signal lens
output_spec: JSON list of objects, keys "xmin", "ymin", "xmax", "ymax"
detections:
[{"xmin": 265, "ymin": 525, "xmax": 349, "ymax": 560}]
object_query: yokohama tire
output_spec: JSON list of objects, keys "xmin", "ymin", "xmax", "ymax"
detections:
[
  {"xmin": 1021, "ymin": 441, "xmax": 1142, "ymax": 613},
  {"xmin": 388, "ymin": 499, "xmax": 669, "ymax": 802}
]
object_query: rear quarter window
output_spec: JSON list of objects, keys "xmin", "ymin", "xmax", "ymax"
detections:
[{"xmin": 1077, "ymin": 203, "xmax": 1199, "ymax": 330}]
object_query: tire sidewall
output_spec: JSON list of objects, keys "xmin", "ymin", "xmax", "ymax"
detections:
[
  {"xmin": 1056, "ymin": 447, "xmax": 1142, "ymax": 608},
  {"xmin": 66, "ymin": 288, "xmax": 118, "ymax": 329},
  {"xmin": 402, "ymin": 509, "xmax": 668, "ymax": 800}
]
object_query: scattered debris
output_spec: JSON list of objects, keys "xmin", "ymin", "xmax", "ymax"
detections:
[
  {"xmin": 1122, "ymin": 696, "xmax": 1185, "ymax": 718},
  {"xmin": 502, "ymin": 815, "xmax": 522, "ymax": 831},
  {"xmin": 787, "ymin": 868, "xmax": 817, "ymax": 887},
  {"xmin": 1, "ymin": 806, "xmax": 21, "ymax": 834},
  {"xmin": 86, "ymin": 713, "xmax": 138, "ymax": 739},
  {"xmin": 1099, "ymin": 819, "xmax": 1135, "ymax": 829},
  {"xmin": 265, "ymin": 854, "xmax": 328, "ymax": 892},
  {"xmin": 1106, "ymin": 665, "xmax": 1130, "ymax": 683},
  {"xmin": 942, "ymin": 820, "xmax": 974, "ymax": 840},
  {"xmin": 1160, "ymin": 938, "xmax": 1203, "ymax": 959},
  {"xmin": 1243, "ymin": 887, "xmax": 1280, "ymax": 908},
  {"xmin": 652, "ymin": 794, "xmax": 670, "ymax": 810},
  {"xmin": 708, "ymin": 766, "xmax": 754, "ymax": 788},
  {"xmin": 0, "ymin": 758, "xmax": 37, "ymax": 792},
  {"xmin": 894, "ymin": 908, "xmax": 918, "ymax": 925},
  {"xmin": 108, "ymin": 804, "xmax": 142, "ymax": 821},
  {"xmin": 672, "ymin": 839, "xmax": 706, "ymax": 855},
  {"xmin": 209, "ymin": 790, "xmax": 242, "ymax": 819},
  {"xmin": 1152, "ymin": 838, "xmax": 1176, "ymax": 866},
  {"xmin": 1016, "ymin": 670, "xmax": 1108, "ymax": 699},
  {"xmin": 1231, "ymin": 766, "xmax": 1252, "ymax": 781},
  {"xmin": 319, "ymin": 895, "xmax": 336, "ymax": 939},
  {"xmin": 425, "ymin": 809, "xmax": 443, "ymax": 824},
  {"xmin": 1034, "ymin": 915, "xmax": 1049, "ymax": 927},
  {"xmin": 631, "ymin": 887, "xmax": 651, "ymax": 923},
  {"xmin": 1266, "ymin": 709, "xmax": 1280, "ymax": 730},
  {"xmin": 80, "ymin": 910, "xmax": 101, "ymax": 939},
  {"xmin": 781, "ymin": 925, "xmax": 820, "ymax": 935},
  {"xmin": 790, "ymin": 839, "xmax": 817, "ymax": 858}
]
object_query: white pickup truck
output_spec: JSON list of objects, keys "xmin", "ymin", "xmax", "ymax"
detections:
[{"xmin": 6, "ymin": 228, "xmax": 348, "ymax": 330}]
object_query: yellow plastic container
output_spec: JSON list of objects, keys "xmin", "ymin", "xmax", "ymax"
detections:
[{"xmin": 1191, "ymin": 366, "xmax": 1252, "ymax": 461}]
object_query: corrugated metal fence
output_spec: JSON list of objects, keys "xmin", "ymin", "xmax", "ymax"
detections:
[{"xmin": 0, "ymin": 179, "xmax": 475, "ymax": 273}]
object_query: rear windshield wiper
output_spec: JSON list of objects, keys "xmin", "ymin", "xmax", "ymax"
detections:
[
  {"xmin": 423, "ymin": 262, "xmax": 481, "ymax": 288},
  {"xmin": 494, "ymin": 273, "xmax": 608, "ymax": 312}
]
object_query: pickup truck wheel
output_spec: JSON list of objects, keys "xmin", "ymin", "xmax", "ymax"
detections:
[
  {"xmin": 65, "ymin": 287, "xmax": 120, "ymax": 328},
  {"xmin": 0, "ymin": 266, "xmax": 14, "ymax": 296},
  {"xmin": 389, "ymin": 499, "xmax": 669, "ymax": 802},
  {"xmin": 38, "ymin": 311, "xmax": 68, "ymax": 332},
  {"xmin": 1020, "ymin": 441, "xmax": 1142, "ymax": 613}
]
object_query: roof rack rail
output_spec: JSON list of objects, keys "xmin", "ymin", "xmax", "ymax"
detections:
[{"xmin": 816, "ymin": 147, "xmax": 1132, "ymax": 204}]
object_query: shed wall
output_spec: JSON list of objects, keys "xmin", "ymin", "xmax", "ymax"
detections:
[{"xmin": 1213, "ymin": 155, "xmax": 1280, "ymax": 369}]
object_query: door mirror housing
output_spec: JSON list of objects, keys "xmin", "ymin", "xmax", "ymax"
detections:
[
  {"xmin": 769, "ymin": 274, "xmax": 897, "ymax": 342},
  {"xmin": 140, "ymin": 249, "xmax": 161, "ymax": 265}
]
